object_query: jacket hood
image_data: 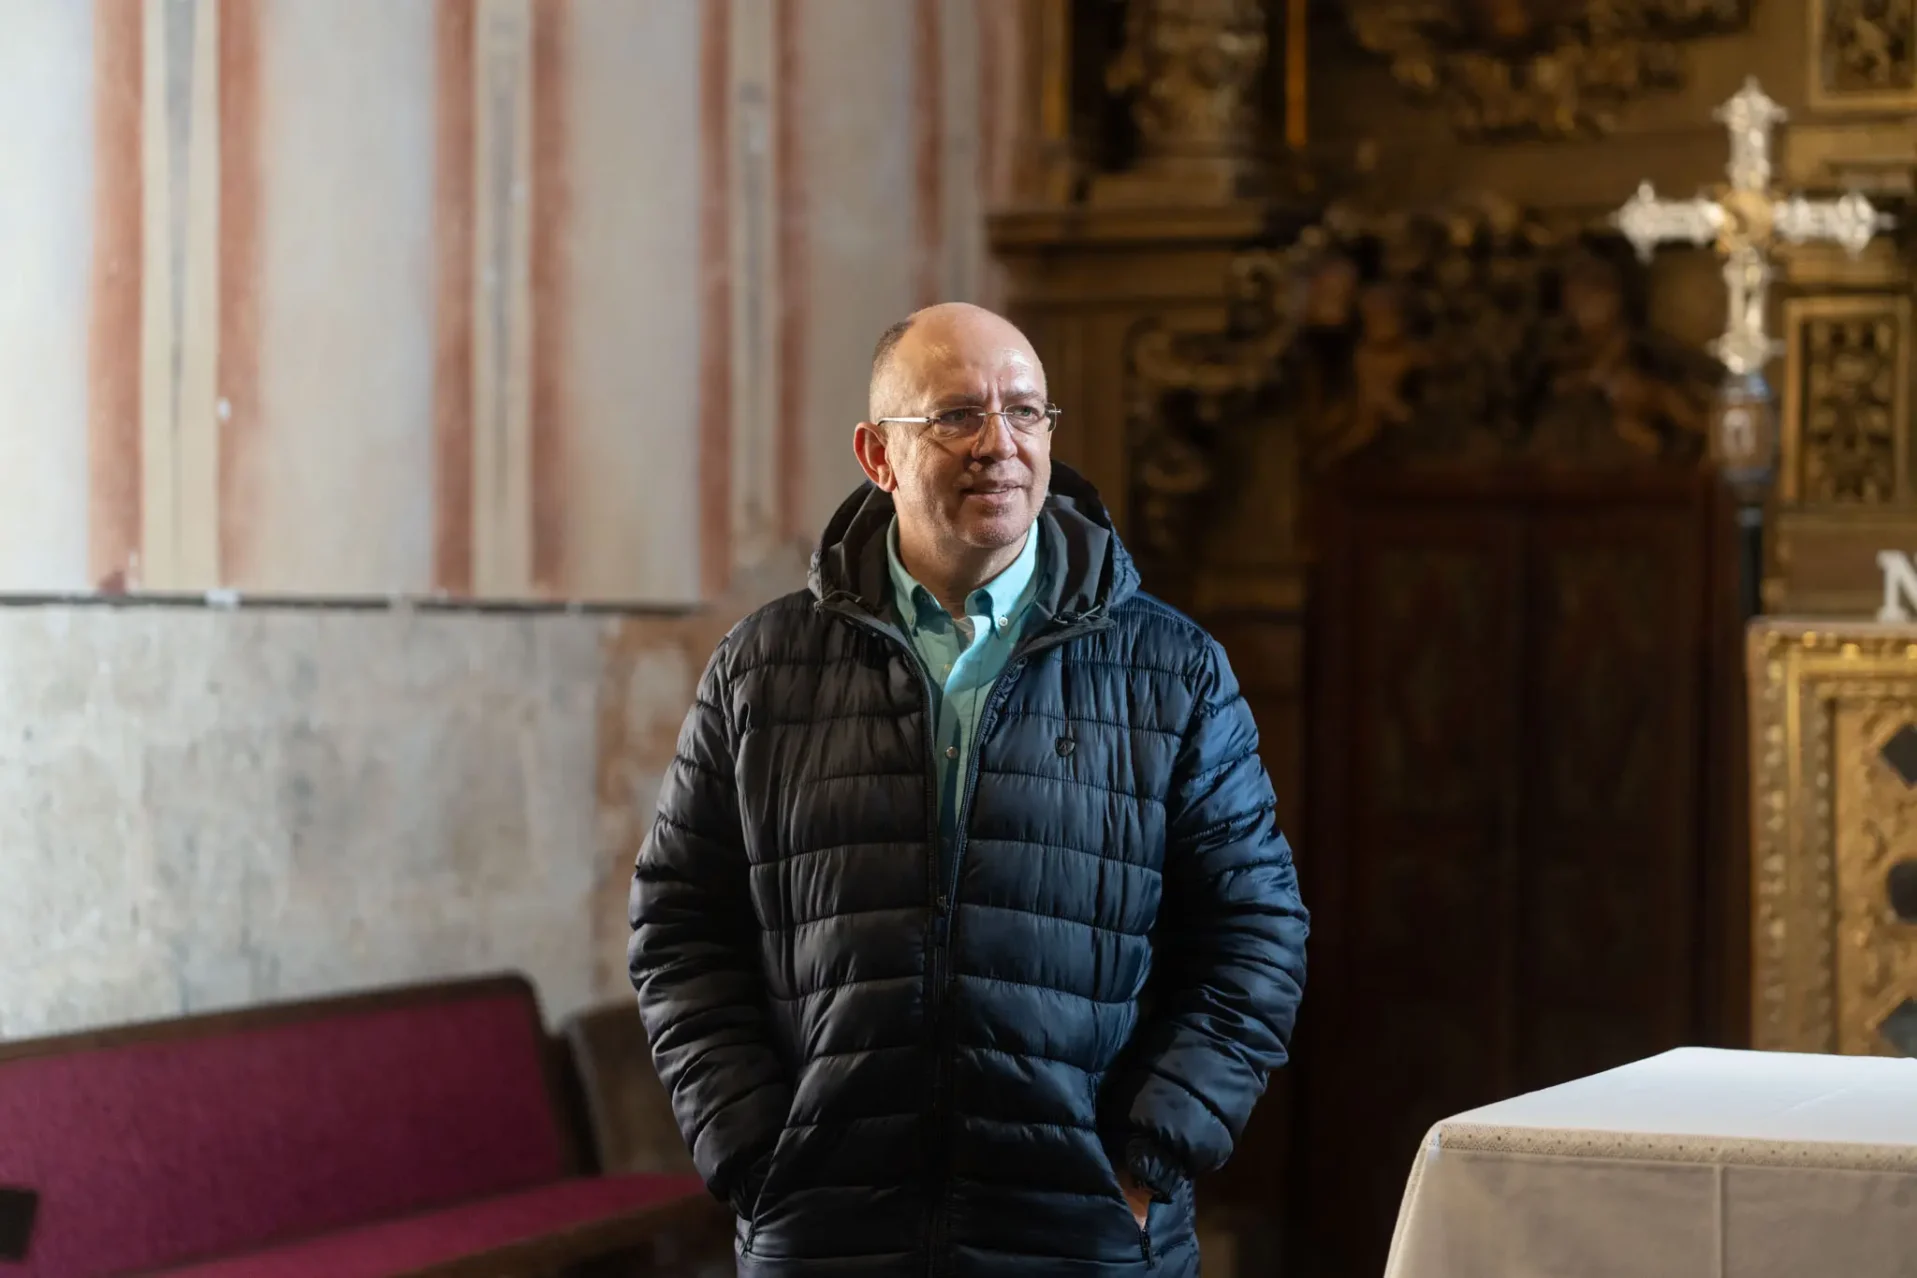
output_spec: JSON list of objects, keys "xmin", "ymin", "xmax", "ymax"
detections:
[{"xmin": 806, "ymin": 461, "xmax": 1140, "ymax": 627}]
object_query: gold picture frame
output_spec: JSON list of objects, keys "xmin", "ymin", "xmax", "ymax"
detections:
[
  {"xmin": 1809, "ymin": 0, "xmax": 1917, "ymax": 114},
  {"xmin": 1749, "ymin": 621, "xmax": 1917, "ymax": 1054}
]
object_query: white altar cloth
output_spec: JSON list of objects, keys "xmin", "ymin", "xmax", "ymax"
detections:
[{"xmin": 1383, "ymin": 1047, "xmax": 1917, "ymax": 1278}]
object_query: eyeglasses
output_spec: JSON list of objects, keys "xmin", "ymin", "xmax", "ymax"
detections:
[{"xmin": 874, "ymin": 403, "xmax": 1062, "ymax": 445}]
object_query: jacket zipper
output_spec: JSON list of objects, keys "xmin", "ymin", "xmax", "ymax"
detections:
[
  {"xmin": 937, "ymin": 612, "xmax": 1111, "ymax": 1011},
  {"xmin": 940, "ymin": 659, "xmax": 1026, "ymax": 959},
  {"xmin": 929, "ymin": 617, "xmax": 1111, "ymax": 1025},
  {"xmin": 817, "ymin": 598, "xmax": 1111, "ymax": 1276},
  {"xmin": 817, "ymin": 597, "xmax": 954, "ymax": 1275}
]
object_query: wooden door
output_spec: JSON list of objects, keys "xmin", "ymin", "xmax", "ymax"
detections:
[
  {"xmin": 1296, "ymin": 472, "xmax": 1720, "ymax": 1278},
  {"xmin": 1300, "ymin": 502, "xmax": 1526, "ymax": 1273},
  {"xmin": 1514, "ymin": 502, "xmax": 1708, "ymax": 1091}
]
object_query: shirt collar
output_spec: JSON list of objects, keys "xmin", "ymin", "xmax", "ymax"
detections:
[{"xmin": 886, "ymin": 516, "xmax": 1041, "ymax": 636}]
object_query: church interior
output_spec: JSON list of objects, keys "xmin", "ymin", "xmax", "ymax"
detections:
[{"xmin": 3, "ymin": 0, "xmax": 1916, "ymax": 1275}]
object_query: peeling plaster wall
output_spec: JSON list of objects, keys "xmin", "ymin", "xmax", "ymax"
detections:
[{"xmin": 0, "ymin": 567, "xmax": 796, "ymax": 1039}]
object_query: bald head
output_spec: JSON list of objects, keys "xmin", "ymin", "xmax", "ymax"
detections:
[
  {"xmin": 867, "ymin": 302, "xmax": 1043, "ymax": 422},
  {"xmin": 851, "ymin": 301, "xmax": 1053, "ymax": 590}
]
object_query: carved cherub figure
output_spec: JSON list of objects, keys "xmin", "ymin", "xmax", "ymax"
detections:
[
  {"xmin": 1469, "ymin": 0, "xmax": 1542, "ymax": 46},
  {"xmin": 1302, "ymin": 254, "xmax": 1360, "ymax": 329},
  {"xmin": 1536, "ymin": 247, "xmax": 1711, "ymax": 460},
  {"xmin": 1321, "ymin": 282, "xmax": 1433, "ymax": 465}
]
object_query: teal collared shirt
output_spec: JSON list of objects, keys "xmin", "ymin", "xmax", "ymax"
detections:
[{"xmin": 886, "ymin": 518, "xmax": 1043, "ymax": 858}]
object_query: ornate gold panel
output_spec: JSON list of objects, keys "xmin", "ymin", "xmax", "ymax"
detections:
[
  {"xmin": 1832, "ymin": 699, "xmax": 1917, "ymax": 1053},
  {"xmin": 1770, "ymin": 295, "xmax": 1917, "ymax": 615},
  {"xmin": 1810, "ymin": 0, "xmax": 1917, "ymax": 114},
  {"xmin": 1780, "ymin": 294, "xmax": 1912, "ymax": 507},
  {"xmin": 1749, "ymin": 622, "xmax": 1917, "ymax": 1054}
]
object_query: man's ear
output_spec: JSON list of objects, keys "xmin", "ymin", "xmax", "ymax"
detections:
[{"xmin": 853, "ymin": 422, "xmax": 899, "ymax": 491}]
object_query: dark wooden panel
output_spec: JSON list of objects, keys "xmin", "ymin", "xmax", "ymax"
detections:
[
  {"xmin": 1194, "ymin": 614, "xmax": 1306, "ymax": 1223},
  {"xmin": 1298, "ymin": 473, "xmax": 1726, "ymax": 1278},
  {"xmin": 1515, "ymin": 505, "xmax": 1707, "ymax": 1093},
  {"xmin": 1304, "ymin": 505, "xmax": 1526, "ymax": 1273}
]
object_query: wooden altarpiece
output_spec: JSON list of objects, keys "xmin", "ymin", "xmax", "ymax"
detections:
[{"xmin": 1110, "ymin": 196, "xmax": 1748, "ymax": 1276}]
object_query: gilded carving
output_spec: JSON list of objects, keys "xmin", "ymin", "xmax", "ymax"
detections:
[
  {"xmin": 1782, "ymin": 295, "xmax": 1911, "ymax": 506},
  {"xmin": 1296, "ymin": 203, "xmax": 1720, "ymax": 469},
  {"xmin": 1346, "ymin": 0, "xmax": 1751, "ymax": 138},
  {"xmin": 1124, "ymin": 198, "xmax": 1723, "ymax": 558},
  {"xmin": 1748, "ymin": 622, "xmax": 1917, "ymax": 1054},
  {"xmin": 1125, "ymin": 240, "xmax": 1318, "ymax": 558},
  {"xmin": 1811, "ymin": 0, "xmax": 1917, "ymax": 111},
  {"xmin": 1833, "ymin": 703, "xmax": 1917, "ymax": 1054},
  {"xmin": 1096, "ymin": 0, "xmax": 1269, "ymax": 203}
]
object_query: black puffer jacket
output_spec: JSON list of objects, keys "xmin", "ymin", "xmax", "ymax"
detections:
[{"xmin": 630, "ymin": 465, "xmax": 1308, "ymax": 1276}]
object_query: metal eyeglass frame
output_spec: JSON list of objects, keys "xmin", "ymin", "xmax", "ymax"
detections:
[{"xmin": 872, "ymin": 403, "xmax": 1062, "ymax": 439}]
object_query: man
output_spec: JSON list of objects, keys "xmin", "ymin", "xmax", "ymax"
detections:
[{"xmin": 630, "ymin": 303, "xmax": 1308, "ymax": 1276}]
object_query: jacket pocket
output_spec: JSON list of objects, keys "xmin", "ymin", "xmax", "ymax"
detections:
[
  {"xmin": 739, "ymin": 1156, "xmax": 770, "ymax": 1254},
  {"xmin": 1084, "ymin": 1072, "xmax": 1123, "ymax": 1193},
  {"xmin": 739, "ymin": 1132, "xmax": 787, "ymax": 1255}
]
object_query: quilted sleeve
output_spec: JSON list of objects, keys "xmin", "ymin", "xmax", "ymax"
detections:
[
  {"xmin": 628, "ymin": 637, "xmax": 789, "ymax": 1214},
  {"xmin": 1119, "ymin": 634, "xmax": 1310, "ymax": 1195}
]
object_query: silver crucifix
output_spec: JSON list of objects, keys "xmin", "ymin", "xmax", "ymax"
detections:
[
  {"xmin": 1612, "ymin": 77, "xmax": 1893, "ymax": 376},
  {"xmin": 1611, "ymin": 77, "xmax": 1895, "ymax": 620}
]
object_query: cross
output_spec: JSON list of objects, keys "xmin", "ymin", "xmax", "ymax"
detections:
[
  {"xmin": 1610, "ymin": 77, "xmax": 1894, "ymax": 620},
  {"xmin": 1613, "ymin": 77, "xmax": 1892, "ymax": 376}
]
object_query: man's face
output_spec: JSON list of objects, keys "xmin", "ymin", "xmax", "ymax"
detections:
[{"xmin": 865, "ymin": 314, "xmax": 1052, "ymax": 556}]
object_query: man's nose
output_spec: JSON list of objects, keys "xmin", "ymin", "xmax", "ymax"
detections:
[{"xmin": 970, "ymin": 411, "xmax": 1018, "ymax": 460}]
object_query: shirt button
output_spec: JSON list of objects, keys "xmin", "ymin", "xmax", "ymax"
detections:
[
  {"xmin": 945, "ymin": 746, "xmax": 959, "ymax": 760},
  {"xmin": 996, "ymin": 616, "xmax": 1009, "ymax": 630}
]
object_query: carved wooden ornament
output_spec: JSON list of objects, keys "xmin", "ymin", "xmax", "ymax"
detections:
[{"xmin": 1347, "ymin": 0, "xmax": 1753, "ymax": 138}]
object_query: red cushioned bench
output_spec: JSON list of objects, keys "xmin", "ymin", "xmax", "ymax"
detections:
[{"xmin": 0, "ymin": 974, "xmax": 726, "ymax": 1277}]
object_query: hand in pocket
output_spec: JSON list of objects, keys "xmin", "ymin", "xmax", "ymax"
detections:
[{"xmin": 1119, "ymin": 1172, "xmax": 1151, "ymax": 1228}]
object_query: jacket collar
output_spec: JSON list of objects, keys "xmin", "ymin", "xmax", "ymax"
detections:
[{"xmin": 807, "ymin": 461, "xmax": 1139, "ymax": 633}]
